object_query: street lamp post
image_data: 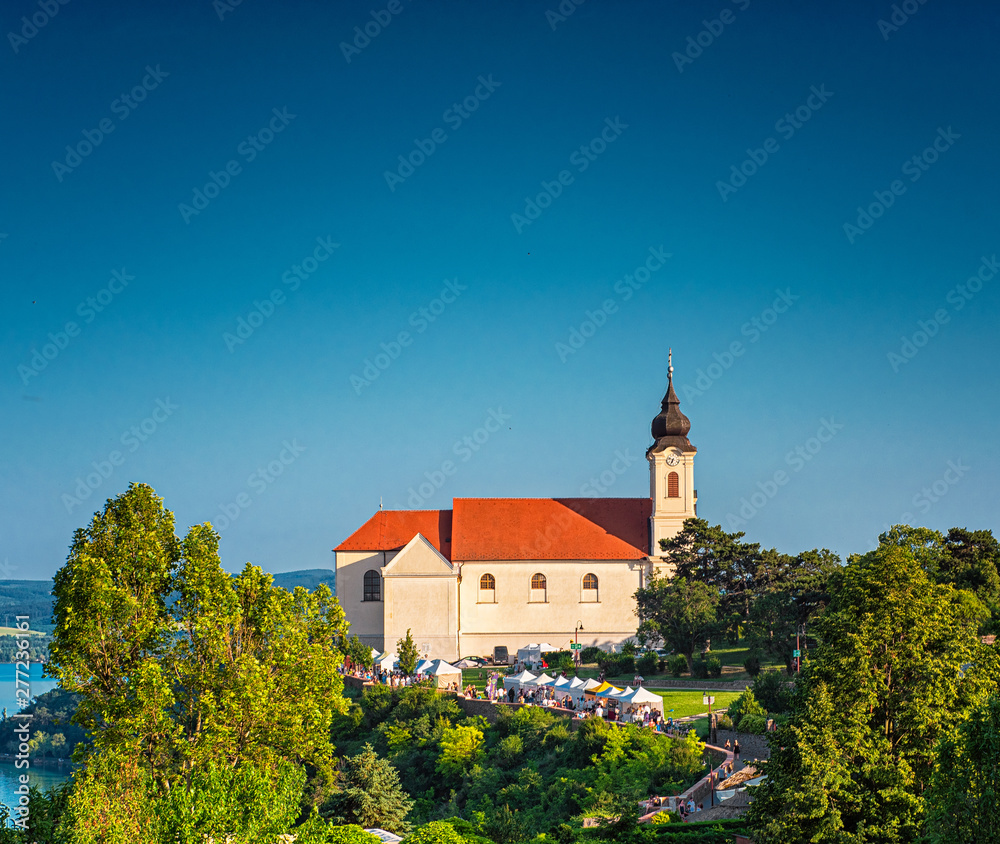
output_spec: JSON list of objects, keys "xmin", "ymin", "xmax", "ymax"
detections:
[{"xmin": 574, "ymin": 622, "xmax": 584, "ymax": 666}]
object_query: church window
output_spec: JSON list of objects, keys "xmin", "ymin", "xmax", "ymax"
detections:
[
  {"xmin": 530, "ymin": 573, "xmax": 547, "ymax": 602},
  {"xmin": 668, "ymin": 471, "xmax": 679, "ymax": 498},
  {"xmin": 582, "ymin": 573, "xmax": 598, "ymax": 602},
  {"xmin": 363, "ymin": 570, "xmax": 381, "ymax": 602},
  {"xmin": 479, "ymin": 573, "xmax": 496, "ymax": 603},
  {"xmin": 583, "ymin": 573, "xmax": 598, "ymax": 590}
]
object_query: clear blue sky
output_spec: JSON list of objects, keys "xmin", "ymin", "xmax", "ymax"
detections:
[{"xmin": 3, "ymin": 0, "xmax": 999, "ymax": 582}]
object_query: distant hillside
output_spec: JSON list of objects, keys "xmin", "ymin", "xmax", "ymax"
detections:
[
  {"xmin": 271, "ymin": 569, "xmax": 336, "ymax": 593},
  {"xmin": 0, "ymin": 571, "xmax": 335, "ymax": 633},
  {"xmin": 0, "ymin": 580, "xmax": 55, "ymax": 631}
]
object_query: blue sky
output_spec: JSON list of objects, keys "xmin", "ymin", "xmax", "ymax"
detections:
[{"xmin": 3, "ymin": 0, "xmax": 999, "ymax": 582}]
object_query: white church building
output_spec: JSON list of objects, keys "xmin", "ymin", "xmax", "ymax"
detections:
[{"xmin": 333, "ymin": 358, "xmax": 697, "ymax": 662}]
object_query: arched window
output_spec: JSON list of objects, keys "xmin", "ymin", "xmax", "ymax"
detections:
[
  {"xmin": 530, "ymin": 573, "xmax": 547, "ymax": 602},
  {"xmin": 363, "ymin": 570, "xmax": 381, "ymax": 602},
  {"xmin": 668, "ymin": 471, "xmax": 679, "ymax": 498},
  {"xmin": 582, "ymin": 573, "xmax": 598, "ymax": 602},
  {"xmin": 583, "ymin": 573, "xmax": 598, "ymax": 590},
  {"xmin": 479, "ymin": 573, "xmax": 496, "ymax": 603}
]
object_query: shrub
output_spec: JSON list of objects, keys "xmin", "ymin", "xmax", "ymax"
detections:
[
  {"xmin": 738, "ymin": 713, "xmax": 768, "ymax": 735},
  {"xmin": 752, "ymin": 670, "xmax": 792, "ymax": 713},
  {"xmin": 669, "ymin": 654, "xmax": 688, "ymax": 677},
  {"xmin": 542, "ymin": 650, "xmax": 574, "ymax": 672},
  {"xmin": 743, "ymin": 655, "xmax": 761, "ymax": 677},
  {"xmin": 494, "ymin": 735, "xmax": 524, "ymax": 769},
  {"xmin": 706, "ymin": 657, "xmax": 722, "ymax": 678},
  {"xmin": 716, "ymin": 714, "xmax": 734, "ymax": 731},
  {"xmin": 636, "ymin": 651, "xmax": 658, "ymax": 675},
  {"xmin": 650, "ymin": 811, "xmax": 673, "ymax": 825},
  {"xmin": 580, "ymin": 646, "xmax": 603, "ymax": 664},
  {"xmin": 691, "ymin": 660, "xmax": 709, "ymax": 680},
  {"xmin": 726, "ymin": 689, "xmax": 766, "ymax": 731},
  {"xmin": 598, "ymin": 653, "xmax": 635, "ymax": 676},
  {"xmin": 406, "ymin": 821, "xmax": 468, "ymax": 844}
]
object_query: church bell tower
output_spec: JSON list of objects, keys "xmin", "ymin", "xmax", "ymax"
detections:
[{"xmin": 647, "ymin": 351, "xmax": 697, "ymax": 558}]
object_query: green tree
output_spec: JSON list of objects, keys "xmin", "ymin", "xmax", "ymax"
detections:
[
  {"xmin": 748, "ymin": 533, "xmax": 1000, "ymax": 843},
  {"xmin": 635, "ymin": 574, "xmax": 718, "ymax": 671},
  {"xmin": 320, "ymin": 743, "xmax": 413, "ymax": 834},
  {"xmin": 48, "ymin": 484, "xmax": 352, "ymax": 839},
  {"xmin": 656, "ymin": 518, "xmax": 761, "ymax": 642},
  {"xmin": 924, "ymin": 695, "xmax": 1000, "ymax": 843},
  {"xmin": 398, "ymin": 628, "xmax": 420, "ymax": 676},
  {"xmin": 437, "ymin": 724, "xmax": 485, "ymax": 779}
]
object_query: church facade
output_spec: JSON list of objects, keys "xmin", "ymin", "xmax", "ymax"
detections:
[{"xmin": 333, "ymin": 359, "xmax": 697, "ymax": 662}]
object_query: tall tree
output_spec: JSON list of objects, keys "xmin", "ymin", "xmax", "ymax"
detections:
[
  {"xmin": 747, "ymin": 534, "xmax": 999, "ymax": 843},
  {"xmin": 48, "ymin": 484, "xmax": 352, "ymax": 838},
  {"xmin": 320, "ymin": 743, "xmax": 413, "ymax": 834},
  {"xmin": 924, "ymin": 695, "xmax": 1000, "ymax": 843},
  {"xmin": 656, "ymin": 518, "xmax": 761, "ymax": 642},
  {"xmin": 397, "ymin": 629, "xmax": 419, "ymax": 676},
  {"xmin": 634, "ymin": 575, "xmax": 718, "ymax": 671}
]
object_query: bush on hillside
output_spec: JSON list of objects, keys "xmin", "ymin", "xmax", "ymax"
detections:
[
  {"xmin": 743, "ymin": 655, "xmax": 762, "ymax": 677},
  {"xmin": 580, "ymin": 646, "xmax": 603, "ymax": 664},
  {"xmin": 738, "ymin": 714, "xmax": 768, "ymax": 735},
  {"xmin": 726, "ymin": 689, "xmax": 766, "ymax": 731},
  {"xmin": 752, "ymin": 670, "xmax": 792, "ymax": 714},
  {"xmin": 598, "ymin": 653, "xmax": 635, "ymax": 676},
  {"xmin": 543, "ymin": 650, "xmax": 574, "ymax": 672},
  {"xmin": 636, "ymin": 651, "xmax": 658, "ymax": 675},
  {"xmin": 706, "ymin": 657, "xmax": 722, "ymax": 678},
  {"xmin": 669, "ymin": 654, "xmax": 688, "ymax": 677}
]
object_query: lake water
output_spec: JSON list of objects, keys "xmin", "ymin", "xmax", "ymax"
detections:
[{"xmin": 0, "ymin": 663, "xmax": 69, "ymax": 820}]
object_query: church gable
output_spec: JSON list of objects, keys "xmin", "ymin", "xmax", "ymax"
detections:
[{"xmin": 382, "ymin": 533, "xmax": 456, "ymax": 577}]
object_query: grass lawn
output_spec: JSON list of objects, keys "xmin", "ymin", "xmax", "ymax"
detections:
[{"xmin": 652, "ymin": 690, "xmax": 741, "ymax": 719}]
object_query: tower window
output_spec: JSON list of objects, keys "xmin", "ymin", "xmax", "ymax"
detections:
[
  {"xmin": 363, "ymin": 570, "xmax": 381, "ymax": 602},
  {"xmin": 668, "ymin": 471, "xmax": 679, "ymax": 498}
]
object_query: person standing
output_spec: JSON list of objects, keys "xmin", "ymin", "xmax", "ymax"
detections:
[{"xmin": 734, "ymin": 739, "xmax": 741, "ymax": 761}]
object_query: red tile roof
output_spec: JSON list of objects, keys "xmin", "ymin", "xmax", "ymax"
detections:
[
  {"xmin": 334, "ymin": 510, "xmax": 452, "ymax": 560},
  {"xmin": 335, "ymin": 498, "xmax": 650, "ymax": 561}
]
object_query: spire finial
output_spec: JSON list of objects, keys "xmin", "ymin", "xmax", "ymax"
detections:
[
  {"xmin": 649, "ymin": 350, "xmax": 694, "ymax": 451},
  {"xmin": 668, "ymin": 348, "xmax": 673, "ymax": 377}
]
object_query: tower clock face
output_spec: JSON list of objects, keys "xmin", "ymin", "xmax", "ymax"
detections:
[{"xmin": 665, "ymin": 453, "xmax": 680, "ymax": 466}]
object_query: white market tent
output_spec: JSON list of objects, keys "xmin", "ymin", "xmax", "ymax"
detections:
[
  {"xmin": 371, "ymin": 648, "xmax": 383, "ymax": 661},
  {"xmin": 523, "ymin": 672, "xmax": 556, "ymax": 687},
  {"xmin": 618, "ymin": 686, "xmax": 664, "ymax": 712},
  {"xmin": 415, "ymin": 658, "xmax": 434, "ymax": 675},
  {"xmin": 374, "ymin": 652, "xmax": 398, "ymax": 671},
  {"xmin": 516, "ymin": 642, "xmax": 560, "ymax": 667},
  {"xmin": 425, "ymin": 659, "xmax": 462, "ymax": 689},
  {"xmin": 504, "ymin": 669, "xmax": 537, "ymax": 690},
  {"xmin": 594, "ymin": 684, "xmax": 625, "ymax": 699},
  {"xmin": 560, "ymin": 677, "xmax": 601, "ymax": 704}
]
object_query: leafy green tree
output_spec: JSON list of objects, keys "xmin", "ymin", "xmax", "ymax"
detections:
[
  {"xmin": 398, "ymin": 628, "xmax": 420, "ymax": 676},
  {"xmin": 320, "ymin": 743, "xmax": 413, "ymax": 834},
  {"xmin": 656, "ymin": 518, "xmax": 761, "ymax": 641},
  {"xmin": 635, "ymin": 574, "xmax": 718, "ymax": 671},
  {"xmin": 437, "ymin": 724, "xmax": 485, "ymax": 779},
  {"xmin": 748, "ymin": 533, "xmax": 1000, "ymax": 843},
  {"xmin": 48, "ymin": 484, "xmax": 352, "ymax": 840},
  {"xmin": 344, "ymin": 634, "xmax": 374, "ymax": 670},
  {"xmin": 726, "ymin": 688, "xmax": 766, "ymax": 730},
  {"xmin": 924, "ymin": 695, "xmax": 1000, "ymax": 843}
]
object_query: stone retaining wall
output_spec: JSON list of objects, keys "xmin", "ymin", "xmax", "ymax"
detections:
[{"xmin": 714, "ymin": 729, "xmax": 771, "ymax": 762}]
